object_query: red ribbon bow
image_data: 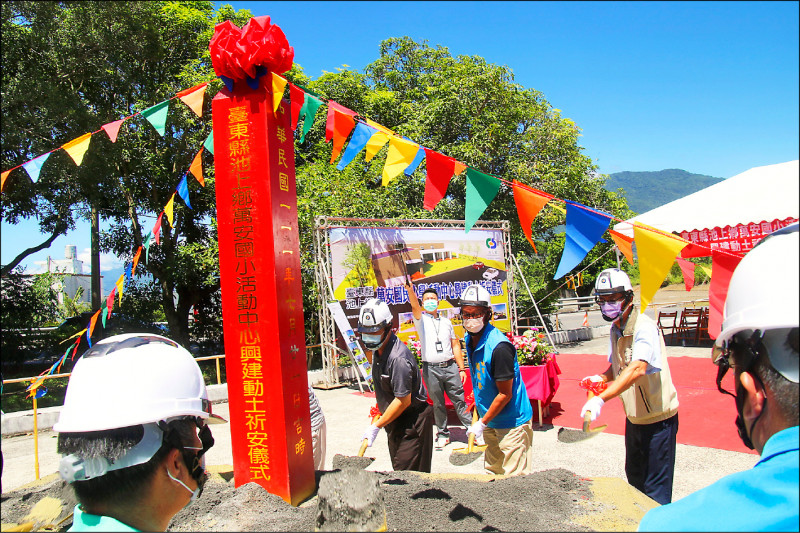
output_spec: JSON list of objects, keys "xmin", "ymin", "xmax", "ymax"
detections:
[{"xmin": 209, "ymin": 16, "xmax": 294, "ymax": 82}]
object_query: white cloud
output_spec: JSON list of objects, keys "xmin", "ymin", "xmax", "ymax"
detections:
[{"xmin": 77, "ymin": 248, "xmax": 125, "ymax": 271}]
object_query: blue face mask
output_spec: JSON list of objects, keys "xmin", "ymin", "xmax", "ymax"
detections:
[
  {"xmin": 361, "ymin": 332, "xmax": 386, "ymax": 350},
  {"xmin": 423, "ymin": 300, "xmax": 439, "ymax": 312}
]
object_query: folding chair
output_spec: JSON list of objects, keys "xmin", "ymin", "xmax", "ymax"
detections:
[
  {"xmin": 697, "ymin": 307, "xmax": 710, "ymax": 342},
  {"xmin": 677, "ymin": 308, "xmax": 703, "ymax": 345},
  {"xmin": 657, "ymin": 310, "xmax": 678, "ymax": 344}
]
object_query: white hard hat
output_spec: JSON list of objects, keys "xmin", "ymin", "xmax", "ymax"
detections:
[
  {"xmin": 357, "ymin": 298, "xmax": 393, "ymax": 333},
  {"xmin": 594, "ymin": 268, "xmax": 633, "ymax": 295},
  {"xmin": 459, "ymin": 284, "xmax": 492, "ymax": 308},
  {"xmin": 717, "ymin": 223, "xmax": 799, "ymax": 346},
  {"xmin": 54, "ymin": 333, "xmax": 225, "ymax": 433}
]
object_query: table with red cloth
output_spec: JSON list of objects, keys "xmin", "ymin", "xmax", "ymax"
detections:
[{"xmin": 422, "ymin": 355, "xmax": 561, "ymax": 427}]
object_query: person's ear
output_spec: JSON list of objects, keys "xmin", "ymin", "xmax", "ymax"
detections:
[
  {"xmin": 738, "ymin": 371, "xmax": 766, "ymax": 423},
  {"xmin": 165, "ymin": 447, "xmax": 185, "ymax": 478}
]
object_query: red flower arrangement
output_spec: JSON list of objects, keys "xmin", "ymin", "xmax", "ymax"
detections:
[{"xmin": 209, "ymin": 16, "xmax": 293, "ymax": 89}]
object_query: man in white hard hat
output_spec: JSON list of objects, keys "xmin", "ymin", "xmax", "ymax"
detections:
[
  {"xmin": 459, "ymin": 284, "xmax": 534, "ymax": 476},
  {"xmin": 357, "ymin": 298, "xmax": 434, "ymax": 472},
  {"xmin": 639, "ymin": 224, "xmax": 799, "ymax": 531},
  {"xmin": 581, "ymin": 268, "xmax": 679, "ymax": 504},
  {"xmin": 403, "ymin": 280, "xmax": 475, "ymax": 450},
  {"xmin": 54, "ymin": 334, "xmax": 226, "ymax": 531}
]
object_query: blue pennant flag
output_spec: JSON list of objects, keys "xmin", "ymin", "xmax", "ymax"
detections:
[
  {"xmin": 124, "ymin": 262, "xmax": 133, "ymax": 283},
  {"xmin": 553, "ymin": 201, "xmax": 612, "ymax": 279},
  {"xmin": 404, "ymin": 145, "xmax": 426, "ymax": 176},
  {"xmin": 337, "ymin": 122, "xmax": 376, "ymax": 170},
  {"xmin": 176, "ymin": 175, "xmax": 191, "ymax": 209},
  {"xmin": 22, "ymin": 153, "xmax": 51, "ymax": 183}
]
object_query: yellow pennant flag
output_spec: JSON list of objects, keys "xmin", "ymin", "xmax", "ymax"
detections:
[
  {"xmin": 365, "ymin": 130, "xmax": 390, "ymax": 162},
  {"xmin": 116, "ymin": 274, "xmax": 125, "ymax": 304},
  {"xmin": 164, "ymin": 193, "xmax": 175, "ymax": 228},
  {"xmin": 272, "ymin": 73, "xmax": 288, "ymax": 114},
  {"xmin": 633, "ymin": 223, "xmax": 688, "ymax": 313},
  {"xmin": 699, "ymin": 264, "xmax": 712, "ymax": 279},
  {"xmin": 548, "ymin": 202, "xmax": 566, "ymax": 215},
  {"xmin": 189, "ymin": 149, "xmax": 204, "ymax": 186},
  {"xmin": 382, "ymin": 136, "xmax": 419, "ymax": 186},
  {"xmin": 365, "ymin": 118, "xmax": 395, "ymax": 136},
  {"xmin": 60, "ymin": 328, "xmax": 88, "ymax": 344},
  {"xmin": 61, "ymin": 133, "xmax": 93, "ymax": 166}
]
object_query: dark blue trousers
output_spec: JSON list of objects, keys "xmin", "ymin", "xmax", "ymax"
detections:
[{"xmin": 624, "ymin": 413, "xmax": 679, "ymax": 505}]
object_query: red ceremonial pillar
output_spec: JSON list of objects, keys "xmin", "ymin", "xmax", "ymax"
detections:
[{"xmin": 212, "ymin": 76, "xmax": 314, "ymax": 505}]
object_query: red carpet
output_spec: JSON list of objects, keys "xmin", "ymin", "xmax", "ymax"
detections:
[{"xmin": 546, "ymin": 353, "xmax": 757, "ymax": 454}]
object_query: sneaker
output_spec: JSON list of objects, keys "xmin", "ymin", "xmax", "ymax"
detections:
[
  {"xmin": 474, "ymin": 434, "xmax": 485, "ymax": 447},
  {"xmin": 435, "ymin": 436, "xmax": 450, "ymax": 449}
]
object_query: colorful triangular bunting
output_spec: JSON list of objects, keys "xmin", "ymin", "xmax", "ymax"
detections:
[
  {"xmin": 61, "ymin": 133, "xmax": 92, "ymax": 166},
  {"xmin": 512, "ymin": 182, "xmax": 552, "ymax": 253},
  {"xmin": 382, "ymin": 136, "xmax": 419, "ymax": 186},
  {"xmin": 464, "ymin": 168, "xmax": 501, "ymax": 232},
  {"xmin": 422, "ymin": 149, "xmax": 456, "ymax": 211},
  {"xmin": 176, "ymin": 82, "xmax": 207, "ymax": 117},
  {"xmin": 337, "ymin": 122, "xmax": 376, "ymax": 170},
  {"xmin": 609, "ymin": 229, "xmax": 635, "ymax": 265},
  {"xmin": 554, "ymin": 202, "xmax": 612, "ymax": 279},
  {"xmin": 633, "ymin": 224, "xmax": 688, "ymax": 313},
  {"xmin": 22, "ymin": 153, "xmax": 51, "ymax": 183},
  {"xmin": 101, "ymin": 119, "xmax": 125, "ymax": 143},
  {"xmin": 141, "ymin": 100, "xmax": 170, "ymax": 137}
]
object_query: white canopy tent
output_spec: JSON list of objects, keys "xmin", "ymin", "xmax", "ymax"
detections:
[{"xmin": 613, "ymin": 160, "xmax": 799, "ymax": 237}]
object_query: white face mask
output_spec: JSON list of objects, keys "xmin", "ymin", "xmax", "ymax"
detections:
[
  {"xmin": 463, "ymin": 318, "xmax": 485, "ymax": 333},
  {"xmin": 167, "ymin": 468, "xmax": 200, "ymax": 504}
]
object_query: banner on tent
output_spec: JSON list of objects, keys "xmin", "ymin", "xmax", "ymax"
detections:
[
  {"xmin": 680, "ymin": 217, "xmax": 797, "ymax": 253},
  {"xmin": 328, "ymin": 225, "xmax": 512, "ymax": 344}
]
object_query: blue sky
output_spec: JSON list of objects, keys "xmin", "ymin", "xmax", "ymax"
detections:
[{"xmin": 2, "ymin": 1, "xmax": 798, "ymax": 273}]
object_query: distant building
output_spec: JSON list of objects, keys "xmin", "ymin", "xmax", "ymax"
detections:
[{"xmin": 32, "ymin": 245, "xmax": 98, "ymax": 305}]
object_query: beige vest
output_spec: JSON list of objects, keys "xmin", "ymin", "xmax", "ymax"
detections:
[{"xmin": 611, "ymin": 311, "xmax": 679, "ymax": 425}]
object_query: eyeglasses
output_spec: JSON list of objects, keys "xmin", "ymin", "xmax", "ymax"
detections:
[
  {"xmin": 462, "ymin": 312, "xmax": 485, "ymax": 319},
  {"xmin": 595, "ymin": 295, "xmax": 626, "ymax": 305},
  {"xmin": 712, "ymin": 331, "xmax": 761, "ymax": 397}
]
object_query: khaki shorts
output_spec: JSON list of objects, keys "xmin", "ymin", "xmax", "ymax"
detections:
[{"xmin": 483, "ymin": 419, "xmax": 533, "ymax": 476}]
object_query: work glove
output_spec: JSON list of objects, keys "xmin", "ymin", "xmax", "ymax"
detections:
[
  {"xmin": 467, "ymin": 419, "xmax": 487, "ymax": 441},
  {"xmin": 581, "ymin": 395, "xmax": 605, "ymax": 422},
  {"xmin": 362, "ymin": 424, "xmax": 380, "ymax": 447}
]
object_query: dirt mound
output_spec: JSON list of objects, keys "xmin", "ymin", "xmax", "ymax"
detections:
[{"xmin": 2, "ymin": 468, "xmax": 598, "ymax": 531}]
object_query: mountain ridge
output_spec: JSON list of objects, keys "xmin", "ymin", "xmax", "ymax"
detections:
[{"xmin": 604, "ymin": 168, "xmax": 723, "ymax": 214}]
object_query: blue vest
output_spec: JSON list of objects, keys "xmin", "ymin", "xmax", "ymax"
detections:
[{"xmin": 466, "ymin": 324, "xmax": 533, "ymax": 429}]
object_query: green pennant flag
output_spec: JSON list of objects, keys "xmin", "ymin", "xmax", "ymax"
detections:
[
  {"xmin": 464, "ymin": 168, "xmax": 501, "ymax": 232},
  {"xmin": 101, "ymin": 306, "xmax": 108, "ymax": 328},
  {"xmin": 298, "ymin": 94, "xmax": 323, "ymax": 144},
  {"xmin": 141, "ymin": 100, "xmax": 170, "ymax": 137},
  {"xmin": 203, "ymin": 130, "xmax": 214, "ymax": 155},
  {"xmin": 143, "ymin": 232, "xmax": 152, "ymax": 264}
]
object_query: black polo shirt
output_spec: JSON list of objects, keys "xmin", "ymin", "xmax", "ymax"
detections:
[{"xmin": 371, "ymin": 334, "xmax": 428, "ymax": 413}]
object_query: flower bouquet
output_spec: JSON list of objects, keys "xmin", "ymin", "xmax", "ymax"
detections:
[
  {"xmin": 507, "ymin": 328, "xmax": 554, "ymax": 366},
  {"xmin": 404, "ymin": 337, "xmax": 423, "ymax": 367}
]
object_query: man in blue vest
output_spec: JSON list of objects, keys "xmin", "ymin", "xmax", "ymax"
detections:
[
  {"xmin": 639, "ymin": 223, "xmax": 799, "ymax": 532},
  {"xmin": 460, "ymin": 284, "xmax": 534, "ymax": 476}
]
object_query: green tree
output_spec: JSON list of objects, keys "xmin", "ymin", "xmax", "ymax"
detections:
[
  {"xmin": 342, "ymin": 243, "xmax": 375, "ymax": 287},
  {"xmin": 1, "ymin": 1, "xmax": 252, "ymax": 346}
]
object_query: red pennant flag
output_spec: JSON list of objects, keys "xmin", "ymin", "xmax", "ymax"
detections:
[
  {"xmin": 609, "ymin": 229, "xmax": 635, "ymax": 266},
  {"xmin": 153, "ymin": 212, "xmax": 164, "ymax": 245},
  {"xmin": 106, "ymin": 287, "xmax": 116, "ymax": 319},
  {"xmin": 326, "ymin": 101, "xmax": 357, "ymax": 163},
  {"xmin": 132, "ymin": 246, "xmax": 142, "ymax": 276},
  {"xmin": 176, "ymin": 82, "xmax": 208, "ymax": 117},
  {"xmin": 422, "ymin": 149, "xmax": 456, "ymax": 210},
  {"xmin": 675, "ymin": 257, "xmax": 696, "ymax": 292},
  {"xmin": 70, "ymin": 338, "xmax": 81, "ymax": 361},
  {"xmin": 189, "ymin": 149, "xmax": 204, "ymax": 186},
  {"xmin": 290, "ymin": 83, "xmax": 305, "ymax": 131},
  {"xmin": 512, "ymin": 181, "xmax": 552, "ymax": 252},
  {"xmin": 708, "ymin": 250, "xmax": 744, "ymax": 339},
  {"xmin": 101, "ymin": 119, "xmax": 125, "ymax": 143}
]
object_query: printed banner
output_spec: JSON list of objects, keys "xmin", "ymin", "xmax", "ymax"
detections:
[
  {"xmin": 328, "ymin": 225, "xmax": 512, "ymax": 346},
  {"xmin": 680, "ymin": 217, "xmax": 797, "ymax": 254},
  {"xmin": 212, "ymin": 80, "xmax": 314, "ymax": 506},
  {"xmin": 326, "ymin": 300, "xmax": 372, "ymax": 387}
]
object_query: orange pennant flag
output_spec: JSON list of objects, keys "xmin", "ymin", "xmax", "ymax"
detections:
[
  {"xmin": 132, "ymin": 246, "xmax": 142, "ymax": 276},
  {"xmin": 326, "ymin": 102, "xmax": 357, "ymax": 164},
  {"xmin": 87, "ymin": 309, "xmax": 101, "ymax": 339},
  {"xmin": 633, "ymin": 223, "xmax": 688, "ymax": 313},
  {"xmin": 609, "ymin": 229, "xmax": 635, "ymax": 266},
  {"xmin": 453, "ymin": 161, "xmax": 467, "ymax": 176},
  {"xmin": 165, "ymin": 193, "xmax": 175, "ymax": 228},
  {"xmin": 271, "ymin": 73, "xmax": 288, "ymax": 113},
  {"xmin": 512, "ymin": 181, "xmax": 552, "ymax": 253},
  {"xmin": 1, "ymin": 170, "xmax": 10, "ymax": 192},
  {"xmin": 61, "ymin": 133, "xmax": 92, "ymax": 166},
  {"xmin": 189, "ymin": 149, "xmax": 204, "ymax": 186},
  {"xmin": 116, "ymin": 274, "xmax": 125, "ymax": 304},
  {"xmin": 176, "ymin": 82, "xmax": 208, "ymax": 117}
]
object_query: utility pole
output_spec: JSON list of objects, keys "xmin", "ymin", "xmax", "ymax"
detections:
[{"xmin": 91, "ymin": 206, "xmax": 101, "ymax": 309}]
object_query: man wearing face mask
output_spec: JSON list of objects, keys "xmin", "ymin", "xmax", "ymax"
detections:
[
  {"xmin": 639, "ymin": 224, "xmax": 799, "ymax": 532},
  {"xmin": 581, "ymin": 268, "xmax": 679, "ymax": 504},
  {"xmin": 404, "ymin": 281, "xmax": 474, "ymax": 450},
  {"xmin": 54, "ymin": 333, "xmax": 225, "ymax": 531},
  {"xmin": 358, "ymin": 298, "xmax": 434, "ymax": 472},
  {"xmin": 460, "ymin": 284, "xmax": 534, "ymax": 476}
]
